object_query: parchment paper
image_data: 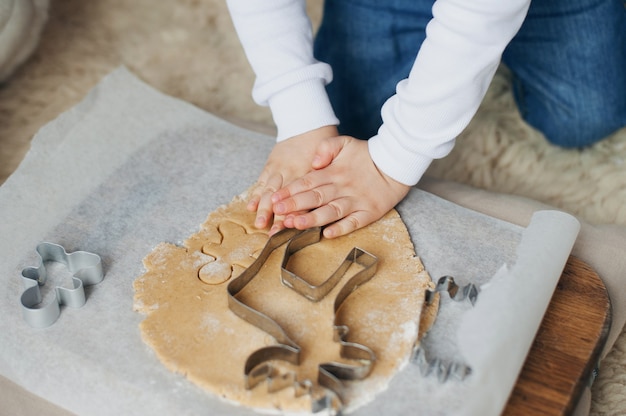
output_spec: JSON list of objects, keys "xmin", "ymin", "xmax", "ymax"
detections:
[{"xmin": 0, "ymin": 67, "xmax": 579, "ymax": 415}]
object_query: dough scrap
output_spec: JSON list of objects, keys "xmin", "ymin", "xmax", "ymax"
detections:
[{"xmin": 133, "ymin": 192, "xmax": 435, "ymax": 413}]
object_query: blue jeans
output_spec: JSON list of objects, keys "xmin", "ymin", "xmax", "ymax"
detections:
[{"xmin": 314, "ymin": 0, "xmax": 626, "ymax": 148}]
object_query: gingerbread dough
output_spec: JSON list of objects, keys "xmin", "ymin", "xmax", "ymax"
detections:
[{"xmin": 133, "ymin": 192, "xmax": 435, "ymax": 413}]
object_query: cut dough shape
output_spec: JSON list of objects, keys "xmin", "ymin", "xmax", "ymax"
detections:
[
  {"xmin": 133, "ymin": 191, "xmax": 435, "ymax": 413},
  {"xmin": 198, "ymin": 220, "xmax": 266, "ymax": 284}
]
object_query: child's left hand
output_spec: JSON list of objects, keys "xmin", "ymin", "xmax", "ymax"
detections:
[{"xmin": 247, "ymin": 125, "xmax": 338, "ymax": 233}]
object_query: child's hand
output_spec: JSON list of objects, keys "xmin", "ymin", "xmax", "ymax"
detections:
[
  {"xmin": 271, "ymin": 136, "xmax": 411, "ymax": 238},
  {"xmin": 248, "ymin": 125, "xmax": 338, "ymax": 233}
]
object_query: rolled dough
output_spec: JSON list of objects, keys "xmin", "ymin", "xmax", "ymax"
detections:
[{"xmin": 133, "ymin": 191, "xmax": 435, "ymax": 413}]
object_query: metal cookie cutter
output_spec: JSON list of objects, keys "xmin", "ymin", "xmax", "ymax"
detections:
[
  {"xmin": 227, "ymin": 228, "xmax": 302, "ymax": 383},
  {"xmin": 316, "ymin": 245, "xmax": 378, "ymax": 407},
  {"xmin": 412, "ymin": 275, "xmax": 479, "ymax": 382},
  {"xmin": 20, "ymin": 242, "xmax": 104, "ymax": 328},
  {"xmin": 425, "ymin": 275, "xmax": 479, "ymax": 306},
  {"xmin": 282, "ymin": 227, "xmax": 378, "ymax": 408},
  {"xmin": 227, "ymin": 227, "xmax": 378, "ymax": 414},
  {"xmin": 411, "ymin": 346, "xmax": 472, "ymax": 382},
  {"xmin": 281, "ymin": 227, "xmax": 378, "ymax": 302}
]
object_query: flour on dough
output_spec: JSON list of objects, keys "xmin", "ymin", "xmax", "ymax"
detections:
[{"xmin": 133, "ymin": 191, "xmax": 435, "ymax": 413}]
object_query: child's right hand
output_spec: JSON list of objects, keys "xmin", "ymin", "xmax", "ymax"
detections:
[{"xmin": 271, "ymin": 135, "xmax": 411, "ymax": 239}]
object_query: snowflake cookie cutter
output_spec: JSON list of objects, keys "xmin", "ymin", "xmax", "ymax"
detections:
[
  {"xmin": 20, "ymin": 242, "xmax": 104, "ymax": 328},
  {"xmin": 412, "ymin": 275, "xmax": 479, "ymax": 382},
  {"xmin": 227, "ymin": 227, "xmax": 378, "ymax": 414},
  {"xmin": 425, "ymin": 275, "xmax": 479, "ymax": 306}
]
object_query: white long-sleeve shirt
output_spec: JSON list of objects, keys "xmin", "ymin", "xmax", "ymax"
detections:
[{"xmin": 226, "ymin": 0, "xmax": 530, "ymax": 186}]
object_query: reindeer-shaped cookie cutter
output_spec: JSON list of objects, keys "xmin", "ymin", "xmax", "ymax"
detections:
[{"xmin": 227, "ymin": 227, "xmax": 378, "ymax": 414}]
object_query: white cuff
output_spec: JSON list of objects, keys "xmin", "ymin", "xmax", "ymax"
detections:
[
  {"xmin": 268, "ymin": 78, "xmax": 339, "ymax": 141},
  {"xmin": 368, "ymin": 133, "xmax": 455, "ymax": 186}
]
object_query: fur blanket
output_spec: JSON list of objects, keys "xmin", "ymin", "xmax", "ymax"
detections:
[{"xmin": 1, "ymin": 1, "xmax": 624, "ymax": 414}]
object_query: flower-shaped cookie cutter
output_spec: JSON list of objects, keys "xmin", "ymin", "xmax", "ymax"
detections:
[{"xmin": 20, "ymin": 242, "xmax": 104, "ymax": 328}]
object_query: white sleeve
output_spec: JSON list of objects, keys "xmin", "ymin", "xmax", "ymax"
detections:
[
  {"xmin": 368, "ymin": 0, "xmax": 531, "ymax": 186},
  {"xmin": 226, "ymin": 0, "xmax": 339, "ymax": 141}
]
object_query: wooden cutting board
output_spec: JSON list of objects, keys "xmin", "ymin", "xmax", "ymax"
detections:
[{"xmin": 504, "ymin": 256, "xmax": 611, "ymax": 415}]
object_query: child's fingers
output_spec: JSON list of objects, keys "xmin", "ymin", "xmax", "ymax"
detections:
[
  {"xmin": 322, "ymin": 211, "xmax": 374, "ymax": 238},
  {"xmin": 282, "ymin": 199, "xmax": 377, "ymax": 239},
  {"xmin": 268, "ymin": 215, "xmax": 285, "ymax": 236},
  {"xmin": 311, "ymin": 136, "xmax": 345, "ymax": 169},
  {"xmin": 270, "ymin": 172, "xmax": 329, "ymax": 205},
  {"xmin": 273, "ymin": 184, "xmax": 337, "ymax": 215},
  {"xmin": 283, "ymin": 197, "xmax": 354, "ymax": 231},
  {"xmin": 252, "ymin": 173, "xmax": 284, "ymax": 229},
  {"xmin": 280, "ymin": 210, "xmax": 308, "ymax": 229},
  {"xmin": 274, "ymin": 136, "xmax": 350, "ymax": 203},
  {"xmin": 246, "ymin": 194, "xmax": 260, "ymax": 212}
]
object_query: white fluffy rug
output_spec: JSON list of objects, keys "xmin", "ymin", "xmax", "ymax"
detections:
[{"xmin": 1, "ymin": 1, "xmax": 625, "ymax": 414}]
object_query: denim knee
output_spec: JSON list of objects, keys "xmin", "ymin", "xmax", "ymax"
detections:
[
  {"xmin": 541, "ymin": 111, "xmax": 626, "ymax": 149},
  {"xmin": 516, "ymin": 84, "xmax": 626, "ymax": 148},
  {"xmin": 538, "ymin": 119, "xmax": 625, "ymax": 150},
  {"xmin": 503, "ymin": 0, "xmax": 626, "ymax": 148}
]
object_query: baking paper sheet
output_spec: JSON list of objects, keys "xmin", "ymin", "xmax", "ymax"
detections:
[{"xmin": 0, "ymin": 67, "xmax": 579, "ymax": 415}]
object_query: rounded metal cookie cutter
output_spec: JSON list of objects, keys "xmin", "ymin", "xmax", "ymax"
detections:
[{"xmin": 20, "ymin": 242, "xmax": 104, "ymax": 328}]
